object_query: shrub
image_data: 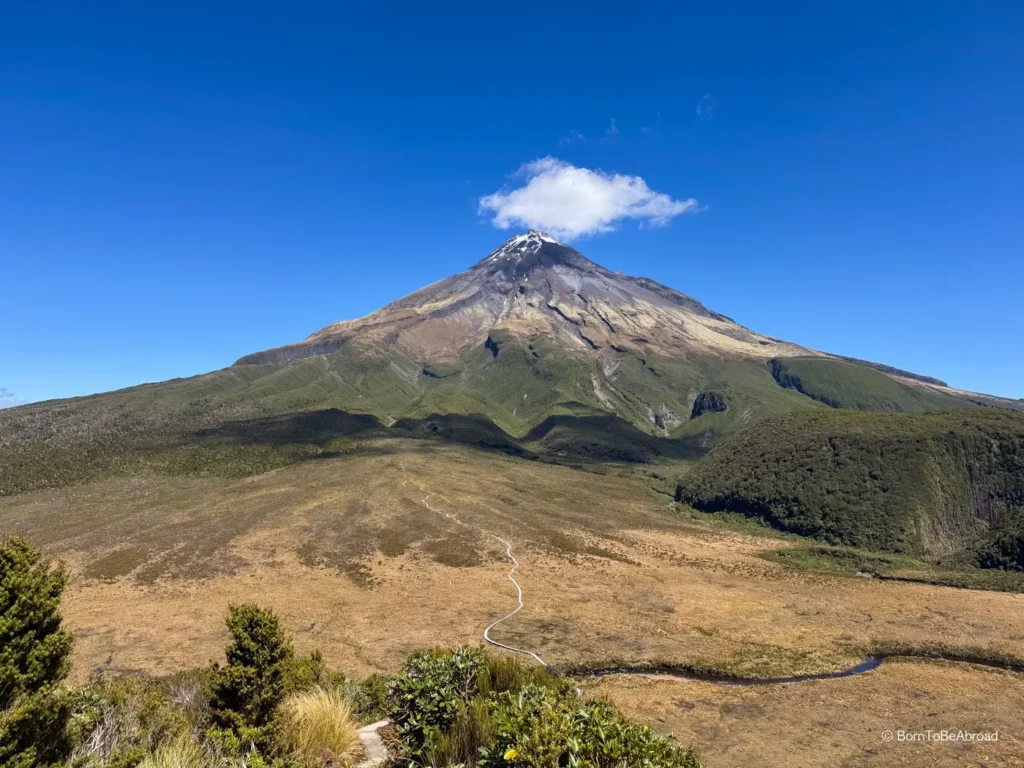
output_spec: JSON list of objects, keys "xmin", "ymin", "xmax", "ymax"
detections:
[
  {"xmin": 480, "ymin": 684, "xmax": 702, "ymax": 768},
  {"xmin": 285, "ymin": 650, "xmax": 344, "ymax": 694},
  {"xmin": 476, "ymin": 655, "xmax": 557, "ymax": 700},
  {"xmin": 387, "ymin": 647, "xmax": 484, "ymax": 761},
  {"xmin": 0, "ymin": 689, "xmax": 74, "ymax": 768},
  {"xmin": 0, "ymin": 537, "xmax": 73, "ymax": 707},
  {"xmin": 341, "ymin": 674, "xmax": 389, "ymax": 723},
  {"xmin": 66, "ymin": 675, "xmax": 190, "ymax": 768},
  {"xmin": 480, "ymin": 685, "xmax": 570, "ymax": 768},
  {"xmin": 277, "ymin": 686, "xmax": 362, "ymax": 768},
  {"xmin": 207, "ymin": 604, "xmax": 294, "ymax": 756},
  {"xmin": 385, "ymin": 649, "xmax": 696, "ymax": 768},
  {"xmin": 424, "ymin": 696, "xmax": 495, "ymax": 768},
  {"xmin": 164, "ymin": 669, "xmax": 216, "ymax": 740},
  {"xmin": 568, "ymin": 699, "xmax": 702, "ymax": 767},
  {"xmin": 0, "ymin": 537, "xmax": 74, "ymax": 768},
  {"xmin": 418, "ymin": 652, "xmax": 564, "ymax": 766}
]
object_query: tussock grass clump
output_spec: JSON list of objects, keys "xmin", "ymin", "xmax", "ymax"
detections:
[
  {"xmin": 278, "ymin": 686, "xmax": 363, "ymax": 768},
  {"xmin": 137, "ymin": 734, "xmax": 210, "ymax": 768},
  {"xmin": 477, "ymin": 654, "xmax": 559, "ymax": 698},
  {"xmin": 424, "ymin": 696, "xmax": 495, "ymax": 768}
]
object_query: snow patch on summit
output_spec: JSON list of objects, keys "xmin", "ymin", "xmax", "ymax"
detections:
[{"xmin": 482, "ymin": 230, "xmax": 561, "ymax": 265}]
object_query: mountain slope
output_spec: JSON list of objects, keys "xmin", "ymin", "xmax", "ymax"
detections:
[{"xmin": 2, "ymin": 231, "xmax": 1019, "ymax": 497}]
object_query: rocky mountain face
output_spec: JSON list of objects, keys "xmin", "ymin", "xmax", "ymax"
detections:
[{"xmin": 237, "ymin": 231, "xmax": 811, "ymax": 368}]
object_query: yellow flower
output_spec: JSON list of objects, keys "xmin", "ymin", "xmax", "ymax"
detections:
[{"xmin": 503, "ymin": 747, "xmax": 519, "ymax": 761}]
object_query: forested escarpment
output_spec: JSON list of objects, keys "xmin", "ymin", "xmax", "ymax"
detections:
[{"xmin": 676, "ymin": 409, "xmax": 1024, "ymax": 564}]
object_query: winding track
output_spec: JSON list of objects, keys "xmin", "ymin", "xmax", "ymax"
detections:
[
  {"xmin": 481, "ymin": 539, "xmax": 549, "ymax": 668},
  {"xmin": 396, "ymin": 463, "xmax": 1024, "ymax": 688},
  {"xmin": 400, "ymin": 463, "xmax": 552, "ymax": 669}
]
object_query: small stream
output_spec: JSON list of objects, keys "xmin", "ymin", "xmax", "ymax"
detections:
[
  {"xmin": 581, "ymin": 653, "xmax": 1024, "ymax": 687},
  {"xmin": 585, "ymin": 657, "xmax": 883, "ymax": 686}
]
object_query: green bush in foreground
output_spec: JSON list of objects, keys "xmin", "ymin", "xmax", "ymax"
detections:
[
  {"xmin": 0, "ymin": 689, "xmax": 73, "ymax": 768},
  {"xmin": 386, "ymin": 647, "xmax": 701, "ymax": 768},
  {"xmin": 479, "ymin": 684, "xmax": 701, "ymax": 768},
  {"xmin": 387, "ymin": 647, "xmax": 485, "ymax": 761},
  {"xmin": 0, "ymin": 537, "xmax": 73, "ymax": 708},
  {"xmin": 0, "ymin": 537, "xmax": 75, "ymax": 768},
  {"xmin": 207, "ymin": 604, "xmax": 294, "ymax": 758}
]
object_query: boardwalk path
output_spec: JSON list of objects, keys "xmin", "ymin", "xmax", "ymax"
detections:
[
  {"xmin": 354, "ymin": 465, "xmax": 554, "ymax": 765},
  {"xmin": 401, "ymin": 462, "xmax": 551, "ymax": 669}
]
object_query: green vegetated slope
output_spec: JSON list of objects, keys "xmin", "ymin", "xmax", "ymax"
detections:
[
  {"xmin": 770, "ymin": 356, "xmax": 964, "ymax": 412},
  {"xmin": 676, "ymin": 409, "xmax": 1024, "ymax": 563},
  {"xmin": 398, "ymin": 334, "xmax": 828, "ymax": 443},
  {"xmin": 0, "ymin": 337, "xmax": 796, "ymax": 494},
  {"xmin": 0, "ymin": 330, "xmax": 995, "ymax": 498}
]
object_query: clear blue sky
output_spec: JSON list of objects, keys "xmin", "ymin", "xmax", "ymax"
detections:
[{"xmin": 3, "ymin": 1, "xmax": 1022, "ymax": 405}]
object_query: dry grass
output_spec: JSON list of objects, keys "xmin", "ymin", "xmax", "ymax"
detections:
[
  {"xmin": 278, "ymin": 686, "xmax": 363, "ymax": 767},
  {"xmin": 2, "ymin": 440, "xmax": 1023, "ymax": 765},
  {"xmin": 137, "ymin": 734, "xmax": 210, "ymax": 768},
  {"xmin": 587, "ymin": 661, "xmax": 1024, "ymax": 767}
]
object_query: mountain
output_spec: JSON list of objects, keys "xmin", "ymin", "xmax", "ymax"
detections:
[
  {"xmin": 2, "ymin": 231, "xmax": 1020, "ymax": 496},
  {"xmin": 228, "ymin": 230, "xmax": 1014, "ymax": 433}
]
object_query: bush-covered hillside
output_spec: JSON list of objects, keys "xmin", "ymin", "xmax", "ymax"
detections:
[
  {"xmin": 769, "ymin": 357, "xmax": 964, "ymax": 412},
  {"xmin": 676, "ymin": 409, "xmax": 1024, "ymax": 559}
]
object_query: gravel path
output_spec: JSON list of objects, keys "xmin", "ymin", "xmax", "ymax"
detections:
[{"xmin": 355, "ymin": 719, "xmax": 390, "ymax": 767}]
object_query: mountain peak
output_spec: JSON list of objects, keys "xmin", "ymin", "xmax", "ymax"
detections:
[
  {"xmin": 478, "ymin": 230, "xmax": 564, "ymax": 267},
  {"xmin": 238, "ymin": 231, "xmax": 812, "ymax": 367}
]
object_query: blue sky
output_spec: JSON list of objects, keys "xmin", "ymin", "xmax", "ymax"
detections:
[{"xmin": 2, "ymin": 1, "xmax": 1022, "ymax": 405}]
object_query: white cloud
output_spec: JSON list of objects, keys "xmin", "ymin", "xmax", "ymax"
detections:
[
  {"xmin": 0, "ymin": 387, "xmax": 19, "ymax": 410},
  {"xmin": 558, "ymin": 129, "xmax": 586, "ymax": 145},
  {"xmin": 478, "ymin": 157, "xmax": 701, "ymax": 240},
  {"xmin": 606, "ymin": 118, "xmax": 620, "ymax": 136},
  {"xmin": 696, "ymin": 92, "xmax": 716, "ymax": 120}
]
